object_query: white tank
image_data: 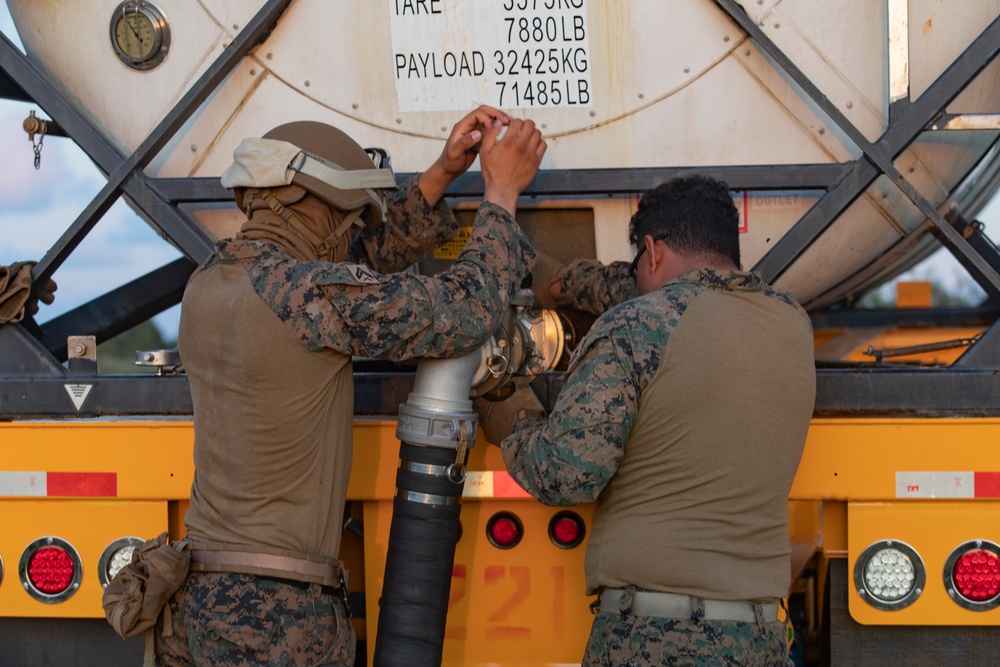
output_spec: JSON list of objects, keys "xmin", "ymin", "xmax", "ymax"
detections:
[{"xmin": 6, "ymin": 0, "xmax": 1000, "ymax": 308}]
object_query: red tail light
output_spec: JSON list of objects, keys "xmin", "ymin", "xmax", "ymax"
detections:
[
  {"xmin": 486, "ymin": 512, "xmax": 523, "ymax": 549},
  {"xmin": 549, "ymin": 511, "xmax": 586, "ymax": 549},
  {"xmin": 19, "ymin": 537, "xmax": 83, "ymax": 603},
  {"xmin": 945, "ymin": 540, "xmax": 1000, "ymax": 610},
  {"xmin": 28, "ymin": 547, "xmax": 74, "ymax": 593}
]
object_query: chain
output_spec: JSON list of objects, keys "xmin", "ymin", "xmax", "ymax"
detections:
[
  {"xmin": 26, "ymin": 112, "xmax": 46, "ymax": 170},
  {"xmin": 32, "ymin": 133, "xmax": 44, "ymax": 170}
]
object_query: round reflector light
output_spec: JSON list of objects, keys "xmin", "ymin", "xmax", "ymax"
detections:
[
  {"xmin": 19, "ymin": 536, "xmax": 83, "ymax": 604},
  {"xmin": 548, "ymin": 511, "xmax": 586, "ymax": 549},
  {"xmin": 98, "ymin": 537, "xmax": 144, "ymax": 588},
  {"xmin": 486, "ymin": 512, "xmax": 523, "ymax": 549},
  {"xmin": 853, "ymin": 540, "xmax": 925, "ymax": 611},
  {"xmin": 945, "ymin": 540, "xmax": 1000, "ymax": 611},
  {"xmin": 953, "ymin": 550, "xmax": 1000, "ymax": 600},
  {"xmin": 864, "ymin": 550, "xmax": 915, "ymax": 600},
  {"xmin": 29, "ymin": 547, "xmax": 74, "ymax": 593}
]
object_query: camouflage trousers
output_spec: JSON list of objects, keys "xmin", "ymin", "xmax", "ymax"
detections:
[
  {"xmin": 583, "ymin": 589, "xmax": 792, "ymax": 667},
  {"xmin": 154, "ymin": 571, "xmax": 354, "ymax": 666}
]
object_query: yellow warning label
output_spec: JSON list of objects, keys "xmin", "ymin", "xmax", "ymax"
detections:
[{"xmin": 433, "ymin": 227, "xmax": 472, "ymax": 260}]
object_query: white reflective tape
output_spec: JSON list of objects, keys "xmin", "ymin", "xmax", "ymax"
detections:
[
  {"xmin": 463, "ymin": 470, "xmax": 494, "ymax": 498},
  {"xmin": 0, "ymin": 471, "xmax": 47, "ymax": 496},
  {"xmin": 896, "ymin": 471, "xmax": 974, "ymax": 498},
  {"xmin": 461, "ymin": 470, "xmax": 531, "ymax": 498}
]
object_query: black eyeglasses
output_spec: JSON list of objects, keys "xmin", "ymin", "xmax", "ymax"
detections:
[{"xmin": 628, "ymin": 232, "xmax": 671, "ymax": 279}]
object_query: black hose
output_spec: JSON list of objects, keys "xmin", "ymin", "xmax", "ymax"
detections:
[{"xmin": 373, "ymin": 442, "xmax": 466, "ymax": 666}]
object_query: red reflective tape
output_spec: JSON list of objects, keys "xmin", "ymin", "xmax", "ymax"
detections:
[
  {"xmin": 492, "ymin": 471, "xmax": 531, "ymax": 498},
  {"xmin": 46, "ymin": 472, "xmax": 117, "ymax": 497},
  {"xmin": 740, "ymin": 192, "xmax": 748, "ymax": 233},
  {"xmin": 975, "ymin": 472, "xmax": 1000, "ymax": 498}
]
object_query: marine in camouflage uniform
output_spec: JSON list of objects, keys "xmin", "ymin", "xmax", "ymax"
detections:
[
  {"xmin": 477, "ymin": 176, "xmax": 815, "ymax": 666},
  {"xmin": 157, "ymin": 109, "xmax": 546, "ymax": 666}
]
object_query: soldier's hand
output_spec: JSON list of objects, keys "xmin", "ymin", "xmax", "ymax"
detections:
[
  {"xmin": 480, "ymin": 118, "xmax": 546, "ymax": 215},
  {"xmin": 530, "ymin": 252, "xmax": 569, "ymax": 309},
  {"xmin": 441, "ymin": 105, "xmax": 511, "ymax": 177},
  {"xmin": 473, "ymin": 376, "xmax": 546, "ymax": 445},
  {"xmin": 419, "ymin": 106, "xmax": 511, "ymax": 206}
]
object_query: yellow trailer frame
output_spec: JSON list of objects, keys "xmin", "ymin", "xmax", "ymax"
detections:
[{"xmin": 4, "ymin": 414, "xmax": 1000, "ymax": 663}]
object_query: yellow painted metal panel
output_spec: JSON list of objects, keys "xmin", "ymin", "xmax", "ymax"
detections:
[
  {"xmin": 791, "ymin": 418, "xmax": 1000, "ymax": 501},
  {"xmin": 348, "ymin": 421, "xmax": 516, "ymax": 500},
  {"xmin": 822, "ymin": 501, "xmax": 848, "ymax": 557},
  {"xmin": 3, "ymin": 419, "xmax": 409, "ymax": 502},
  {"xmin": 848, "ymin": 501, "xmax": 1000, "ymax": 625},
  {"xmin": 363, "ymin": 499, "xmax": 594, "ymax": 666},
  {"xmin": 0, "ymin": 500, "xmax": 168, "ymax": 618},
  {"xmin": 1, "ymin": 422, "xmax": 194, "ymax": 500},
  {"xmin": 895, "ymin": 282, "xmax": 933, "ymax": 309},
  {"xmin": 0, "ymin": 418, "xmax": 496, "ymax": 503},
  {"xmin": 838, "ymin": 327, "xmax": 983, "ymax": 365},
  {"xmin": 788, "ymin": 500, "xmax": 822, "ymax": 579},
  {"xmin": 345, "ymin": 420, "xmax": 404, "ymax": 499},
  {"xmin": 8, "ymin": 416, "xmax": 1000, "ymax": 637}
]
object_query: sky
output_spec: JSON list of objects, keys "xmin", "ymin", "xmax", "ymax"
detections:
[{"xmin": 1, "ymin": 8, "xmax": 998, "ymax": 344}]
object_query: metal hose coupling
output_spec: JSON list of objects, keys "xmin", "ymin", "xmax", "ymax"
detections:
[{"xmin": 395, "ymin": 348, "xmax": 483, "ymax": 486}]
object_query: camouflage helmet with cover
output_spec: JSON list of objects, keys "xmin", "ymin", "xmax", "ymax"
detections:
[{"xmin": 224, "ymin": 120, "xmax": 397, "ymax": 230}]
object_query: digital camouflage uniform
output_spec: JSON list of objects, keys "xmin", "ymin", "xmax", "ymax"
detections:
[
  {"xmin": 558, "ymin": 258, "xmax": 637, "ymax": 314},
  {"xmin": 158, "ymin": 176, "xmax": 536, "ymax": 666},
  {"xmin": 588, "ymin": 588, "xmax": 790, "ymax": 667},
  {"xmin": 502, "ymin": 261, "xmax": 814, "ymax": 667}
]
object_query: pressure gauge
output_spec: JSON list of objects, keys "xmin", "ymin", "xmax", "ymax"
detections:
[{"xmin": 110, "ymin": 1, "xmax": 170, "ymax": 70}]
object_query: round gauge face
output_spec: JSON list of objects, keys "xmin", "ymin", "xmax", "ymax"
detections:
[{"xmin": 109, "ymin": 2, "xmax": 170, "ymax": 70}]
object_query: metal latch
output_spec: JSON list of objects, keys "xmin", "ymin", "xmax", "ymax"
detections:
[{"xmin": 135, "ymin": 348, "xmax": 182, "ymax": 375}]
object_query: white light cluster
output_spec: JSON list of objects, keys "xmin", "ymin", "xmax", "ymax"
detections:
[
  {"xmin": 864, "ymin": 548, "xmax": 916, "ymax": 601},
  {"xmin": 108, "ymin": 546, "xmax": 137, "ymax": 580}
]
